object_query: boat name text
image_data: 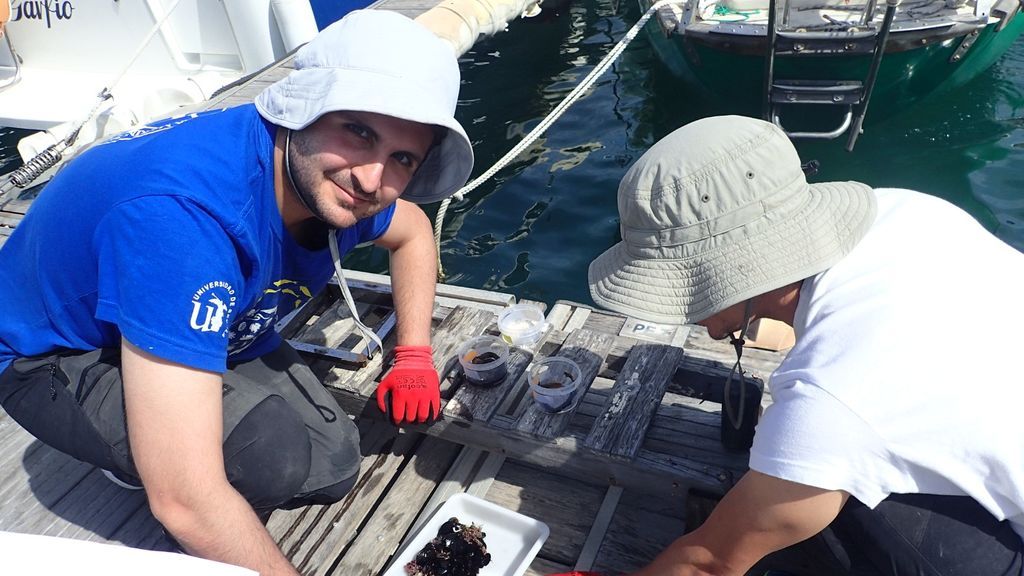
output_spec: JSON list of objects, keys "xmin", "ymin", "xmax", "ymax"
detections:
[{"xmin": 11, "ymin": 1, "xmax": 75, "ymax": 29}]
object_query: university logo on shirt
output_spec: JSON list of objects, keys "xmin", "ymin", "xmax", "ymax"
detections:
[
  {"xmin": 190, "ymin": 281, "xmax": 237, "ymax": 336},
  {"xmin": 227, "ymin": 279, "xmax": 312, "ymax": 355}
]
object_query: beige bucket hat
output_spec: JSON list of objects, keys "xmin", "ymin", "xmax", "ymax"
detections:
[
  {"xmin": 255, "ymin": 10, "xmax": 473, "ymax": 204},
  {"xmin": 587, "ymin": 115, "xmax": 877, "ymax": 325}
]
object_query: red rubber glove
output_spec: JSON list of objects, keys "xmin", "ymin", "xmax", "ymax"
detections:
[{"xmin": 376, "ymin": 345, "xmax": 440, "ymax": 424}]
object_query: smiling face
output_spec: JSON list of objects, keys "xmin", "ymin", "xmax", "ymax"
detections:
[{"xmin": 283, "ymin": 110, "xmax": 435, "ymax": 230}]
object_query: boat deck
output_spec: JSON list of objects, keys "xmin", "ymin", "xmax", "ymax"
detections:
[{"xmin": 657, "ymin": 0, "xmax": 987, "ymax": 34}]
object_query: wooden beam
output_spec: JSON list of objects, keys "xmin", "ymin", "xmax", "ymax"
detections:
[
  {"xmin": 513, "ymin": 329, "xmax": 616, "ymax": 439},
  {"xmin": 574, "ymin": 486, "xmax": 623, "ymax": 571},
  {"xmin": 326, "ymin": 387, "xmax": 734, "ymax": 497},
  {"xmin": 583, "ymin": 342, "xmax": 687, "ymax": 459},
  {"xmin": 330, "ymin": 434, "xmax": 462, "ymax": 575}
]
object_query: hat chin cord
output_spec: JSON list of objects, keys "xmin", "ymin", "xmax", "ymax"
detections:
[
  {"xmin": 724, "ymin": 299, "xmax": 755, "ymax": 430},
  {"xmin": 284, "ymin": 128, "xmax": 383, "ymax": 360},
  {"xmin": 284, "ymin": 128, "xmax": 320, "ymax": 218}
]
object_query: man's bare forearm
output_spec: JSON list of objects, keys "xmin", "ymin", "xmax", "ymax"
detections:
[
  {"xmin": 153, "ymin": 481, "xmax": 299, "ymax": 576},
  {"xmin": 627, "ymin": 534, "xmax": 729, "ymax": 576},
  {"xmin": 388, "ymin": 227, "xmax": 436, "ymax": 347},
  {"xmin": 120, "ymin": 341, "xmax": 300, "ymax": 575}
]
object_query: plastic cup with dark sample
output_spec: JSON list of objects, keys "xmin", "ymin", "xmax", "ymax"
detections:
[
  {"xmin": 528, "ymin": 357, "xmax": 582, "ymax": 413},
  {"xmin": 457, "ymin": 335, "xmax": 510, "ymax": 387}
]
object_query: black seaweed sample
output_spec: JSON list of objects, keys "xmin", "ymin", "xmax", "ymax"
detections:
[{"xmin": 405, "ymin": 517, "xmax": 491, "ymax": 576}]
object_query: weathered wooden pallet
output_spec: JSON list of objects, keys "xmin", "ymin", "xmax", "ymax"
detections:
[{"xmin": 283, "ymin": 272, "xmax": 777, "ymax": 500}]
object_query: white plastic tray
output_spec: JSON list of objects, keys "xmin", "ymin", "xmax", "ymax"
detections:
[{"xmin": 383, "ymin": 492, "xmax": 550, "ymax": 576}]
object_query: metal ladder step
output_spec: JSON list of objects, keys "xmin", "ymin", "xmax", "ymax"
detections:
[{"xmin": 770, "ymin": 80, "xmax": 864, "ymax": 105}]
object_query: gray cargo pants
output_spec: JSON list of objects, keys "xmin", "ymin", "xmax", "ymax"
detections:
[{"xmin": 0, "ymin": 342, "xmax": 361, "ymax": 511}]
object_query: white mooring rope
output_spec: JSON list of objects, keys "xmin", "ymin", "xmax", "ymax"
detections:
[{"xmin": 433, "ymin": 0, "xmax": 681, "ymax": 280}]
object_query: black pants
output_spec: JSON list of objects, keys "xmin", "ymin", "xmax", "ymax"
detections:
[
  {"xmin": 0, "ymin": 342, "xmax": 361, "ymax": 511},
  {"xmin": 763, "ymin": 492, "xmax": 1024, "ymax": 576}
]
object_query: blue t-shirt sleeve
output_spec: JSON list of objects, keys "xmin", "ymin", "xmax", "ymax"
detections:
[
  {"xmin": 93, "ymin": 196, "xmax": 244, "ymax": 372},
  {"xmin": 334, "ymin": 203, "xmax": 396, "ymax": 253}
]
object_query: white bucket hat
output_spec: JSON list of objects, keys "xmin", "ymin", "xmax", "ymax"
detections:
[
  {"xmin": 255, "ymin": 10, "xmax": 473, "ymax": 204},
  {"xmin": 588, "ymin": 115, "xmax": 877, "ymax": 325}
]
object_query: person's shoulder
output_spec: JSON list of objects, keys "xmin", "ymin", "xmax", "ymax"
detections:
[{"xmin": 872, "ymin": 187, "xmax": 955, "ymax": 211}]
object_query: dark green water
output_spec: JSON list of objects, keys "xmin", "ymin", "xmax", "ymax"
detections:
[
  {"xmin": 393, "ymin": 0, "xmax": 1024, "ymax": 306},
  {"xmin": 4, "ymin": 0, "xmax": 1023, "ymax": 307}
]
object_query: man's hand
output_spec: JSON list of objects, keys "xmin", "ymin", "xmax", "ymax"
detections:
[{"xmin": 376, "ymin": 345, "xmax": 440, "ymax": 424}]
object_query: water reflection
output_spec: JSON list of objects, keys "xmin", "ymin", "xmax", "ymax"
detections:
[{"xmin": 338, "ymin": 0, "xmax": 1021, "ymax": 300}]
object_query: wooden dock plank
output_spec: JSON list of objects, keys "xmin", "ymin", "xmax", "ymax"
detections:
[
  {"xmin": 331, "ymin": 434, "xmax": 462, "ymax": 575},
  {"xmin": 583, "ymin": 342, "xmax": 687, "ymax": 459},
  {"xmin": 484, "ymin": 461, "xmax": 605, "ymax": 567},
  {"xmin": 269, "ymin": 421, "xmax": 413, "ymax": 572},
  {"xmin": 513, "ymin": 329, "xmax": 616, "ymax": 439},
  {"xmin": 45, "ymin": 470, "xmax": 149, "ymax": 542},
  {"xmin": 683, "ymin": 325, "xmax": 783, "ymax": 380},
  {"xmin": 0, "ymin": 443, "xmax": 94, "ymax": 531},
  {"xmin": 545, "ymin": 302, "xmax": 575, "ymax": 332},
  {"xmin": 288, "ymin": 437, "xmax": 421, "ymax": 572},
  {"xmin": 443, "ymin": 345, "xmax": 533, "ymax": 424},
  {"xmin": 581, "ymin": 310, "xmax": 627, "ymax": 335},
  {"xmin": 525, "ymin": 556, "xmax": 573, "ymax": 575},
  {"xmin": 102, "ymin": 500, "xmax": 172, "ymax": 551},
  {"xmin": 428, "ymin": 306, "xmax": 496, "ymax": 399},
  {"xmin": 574, "ymin": 486, "xmax": 623, "ymax": 570},
  {"xmin": 407, "ymin": 445, "xmax": 492, "ymax": 536},
  {"xmin": 0, "ymin": 212, "xmax": 21, "ymax": 228},
  {"xmin": 342, "ymin": 269, "xmax": 515, "ymax": 309},
  {"xmin": 592, "ymin": 490, "xmax": 687, "ymax": 575}
]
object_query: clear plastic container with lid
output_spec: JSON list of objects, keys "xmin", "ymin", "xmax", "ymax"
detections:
[{"xmin": 497, "ymin": 303, "xmax": 548, "ymax": 347}]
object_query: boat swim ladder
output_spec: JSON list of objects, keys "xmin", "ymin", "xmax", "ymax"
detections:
[
  {"xmin": 0, "ymin": 0, "xmax": 183, "ymax": 205},
  {"xmin": 433, "ymin": 0, "xmax": 683, "ymax": 280},
  {"xmin": 763, "ymin": 0, "xmax": 898, "ymax": 150}
]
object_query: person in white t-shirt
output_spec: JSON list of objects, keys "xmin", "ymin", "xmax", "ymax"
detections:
[{"xmin": 579, "ymin": 115, "xmax": 1024, "ymax": 576}]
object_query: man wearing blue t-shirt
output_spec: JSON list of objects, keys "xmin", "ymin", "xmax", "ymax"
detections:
[{"xmin": 0, "ymin": 10, "xmax": 473, "ymax": 576}]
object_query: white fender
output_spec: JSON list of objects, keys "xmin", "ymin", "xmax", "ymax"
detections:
[
  {"xmin": 416, "ymin": 0, "xmax": 540, "ymax": 56},
  {"xmin": 221, "ymin": 0, "xmax": 277, "ymax": 73},
  {"xmin": 271, "ymin": 0, "xmax": 318, "ymax": 51}
]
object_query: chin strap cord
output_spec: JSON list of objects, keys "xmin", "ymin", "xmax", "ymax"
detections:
[
  {"xmin": 329, "ymin": 228, "xmax": 384, "ymax": 360},
  {"xmin": 723, "ymin": 299, "xmax": 755, "ymax": 430}
]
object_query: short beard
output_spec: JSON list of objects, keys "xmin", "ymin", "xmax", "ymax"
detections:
[{"xmin": 286, "ymin": 128, "xmax": 336, "ymax": 226}]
